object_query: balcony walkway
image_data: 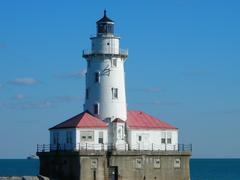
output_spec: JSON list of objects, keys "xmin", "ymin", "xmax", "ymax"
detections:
[{"xmin": 37, "ymin": 143, "xmax": 192, "ymax": 154}]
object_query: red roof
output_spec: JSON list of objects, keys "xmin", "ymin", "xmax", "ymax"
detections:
[
  {"xmin": 50, "ymin": 110, "xmax": 176, "ymax": 130},
  {"xmin": 126, "ymin": 110, "xmax": 177, "ymax": 129},
  {"xmin": 49, "ymin": 112, "xmax": 107, "ymax": 129}
]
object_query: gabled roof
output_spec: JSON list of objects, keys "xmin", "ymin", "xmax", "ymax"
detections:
[
  {"xmin": 49, "ymin": 112, "xmax": 107, "ymax": 130},
  {"xmin": 49, "ymin": 110, "xmax": 177, "ymax": 130},
  {"xmin": 127, "ymin": 110, "xmax": 177, "ymax": 129},
  {"xmin": 112, "ymin": 118, "xmax": 125, "ymax": 123}
]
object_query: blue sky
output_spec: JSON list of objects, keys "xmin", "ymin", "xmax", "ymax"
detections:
[{"xmin": 0, "ymin": 0, "xmax": 240, "ymax": 158}]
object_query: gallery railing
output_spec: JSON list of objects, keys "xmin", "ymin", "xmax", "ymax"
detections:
[
  {"xmin": 82, "ymin": 49, "xmax": 128, "ymax": 59},
  {"xmin": 37, "ymin": 143, "xmax": 192, "ymax": 153}
]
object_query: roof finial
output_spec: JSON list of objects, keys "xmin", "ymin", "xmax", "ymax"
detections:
[{"xmin": 104, "ymin": 9, "xmax": 107, "ymax": 17}]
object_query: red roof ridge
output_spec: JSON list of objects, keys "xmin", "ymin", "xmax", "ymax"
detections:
[
  {"xmin": 49, "ymin": 111, "xmax": 107, "ymax": 130},
  {"xmin": 127, "ymin": 110, "xmax": 177, "ymax": 129}
]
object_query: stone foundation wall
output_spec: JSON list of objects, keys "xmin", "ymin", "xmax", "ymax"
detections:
[{"xmin": 37, "ymin": 151, "xmax": 191, "ymax": 180}]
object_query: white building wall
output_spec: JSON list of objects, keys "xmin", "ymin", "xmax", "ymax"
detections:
[
  {"xmin": 127, "ymin": 129, "xmax": 178, "ymax": 151},
  {"xmin": 50, "ymin": 128, "xmax": 108, "ymax": 150},
  {"xmin": 76, "ymin": 128, "xmax": 108, "ymax": 150},
  {"xmin": 50, "ymin": 128, "xmax": 76, "ymax": 150}
]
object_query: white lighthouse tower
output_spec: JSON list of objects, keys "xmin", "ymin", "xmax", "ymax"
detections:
[{"xmin": 83, "ymin": 10, "xmax": 128, "ymax": 123}]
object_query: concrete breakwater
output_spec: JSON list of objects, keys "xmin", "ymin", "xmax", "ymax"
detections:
[
  {"xmin": 0, "ymin": 176, "xmax": 49, "ymax": 180},
  {"xmin": 38, "ymin": 150, "xmax": 191, "ymax": 180}
]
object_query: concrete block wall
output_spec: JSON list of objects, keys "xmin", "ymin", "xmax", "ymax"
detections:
[{"xmin": 37, "ymin": 151, "xmax": 191, "ymax": 180}]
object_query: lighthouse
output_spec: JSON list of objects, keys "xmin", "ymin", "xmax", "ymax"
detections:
[
  {"xmin": 37, "ymin": 11, "xmax": 192, "ymax": 180},
  {"xmin": 83, "ymin": 10, "xmax": 128, "ymax": 122}
]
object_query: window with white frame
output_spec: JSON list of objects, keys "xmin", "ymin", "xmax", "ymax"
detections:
[
  {"xmin": 80, "ymin": 131, "xmax": 94, "ymax": 142},
  {"xmin": 98, "ymin": 131, "xmax": 103, "ymax": 144},
  {"xmin": 161, "ymin": 132, "xmax": 166, "ymax": 144},
  {"xmin": 154, "ymin": 158, "xmax": 161, "ymax": 168},
  {"xmin": 112, "ymin": 58, "xmax": 117, "ymax": 67},
  {"xmin": 136, "ymin": 159, "xmax": 142, "ymax": 169},
  {"xmin": 112, "ymin": 88, "xmax": 118, "ymax": 99},
  {"xmin": 174, "ymin": 158, "xmax": 181, "ymax": 168},
  {"xmin": 167, "ymin": 132, "xmax": 172, "ymax": 144}
]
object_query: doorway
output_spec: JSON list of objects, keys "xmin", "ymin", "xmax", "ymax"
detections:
[{"xmin": 109, "ymin": 166, "xmax": 118, "ymax": 180}]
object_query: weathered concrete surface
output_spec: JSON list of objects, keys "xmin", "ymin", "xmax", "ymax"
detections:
[
  {"xmin": 38, "ymin": 150, "xmax": 191, "ymax": 180},
  {"xmin": 38, "ymin": 152, "xmax": 80, "ymax": 180}
]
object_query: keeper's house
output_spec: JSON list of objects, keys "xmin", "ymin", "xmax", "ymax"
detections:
[{"xmin": 49, "ymin": 111, "xmax": 178, "ymax": 151}]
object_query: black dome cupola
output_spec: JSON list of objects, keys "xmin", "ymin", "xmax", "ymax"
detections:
[{"xmin": 97, "ymin": 10, "xmax": 114, "ymax": 35}]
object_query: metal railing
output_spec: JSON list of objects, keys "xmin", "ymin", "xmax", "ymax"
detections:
[
  {"xmin": 178, "ymin": 144, "xmax": 192, "ymax": 152},
  {"xmin": 37, "ymin": 143, "xmax": 192, "ymax": 153},
  {"xmin": 82, "ymin": 49, "xmax": 128, "ymax": 58}
]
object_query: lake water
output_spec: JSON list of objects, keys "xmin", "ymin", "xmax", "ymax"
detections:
[{"xmin": 0, "ymin": 159, "xmax": 240, "ymax": 179}]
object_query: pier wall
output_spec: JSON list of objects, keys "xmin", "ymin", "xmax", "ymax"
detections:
[{"xmin": 37, "ymin": 151, "xmax": 191, "ymax": 180}]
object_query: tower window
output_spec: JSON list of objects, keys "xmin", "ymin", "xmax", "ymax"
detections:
[
  {"xmin": 107, "ymin": 42, "xmax": 110, "ymax": 45},
  {"xmin": 95, "ymin": 72, "xmax": 100, "ymax": 83},
  {"xmin": 112, "ymin": 88, "xmax": 118, "ymax": 99},
  {"xmin": 86, "ymin": 88, "xmax": 89, "ymax": 99},
  {"xmin": 94, "ymin": 104, "xmax": 99, "ymax": 115},
  {"xmin": 112, "ymin": 59, "xmax": 117, "ymax": 67}
]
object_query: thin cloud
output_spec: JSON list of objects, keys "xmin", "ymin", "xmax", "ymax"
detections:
[
  {"xmin": 150, "ymin": 101, "xmax": 182, "ymax": 106},
  {"xmin": 128, "ymin": 87, "xmax": 162, "ymax": 93},
  {"xmin": 9, "ymin": 77, "xmax": 40, "ymax": 86},
  {"xmin": 143, "ymin": 87, "xmax": 161, "ymax": 93},
  {"xmin": 0, "ymin": 94, "xmax": 82, "ymax": 110},
  {"xmin": 0, "ymin": 100, "xmax": 54, "ymax": 110},
  {"xmin": 21, "ymin": 101, "xmax": 53, "ymax": 109},
  {"xmin": 57, "ymin": 69, "xmax": 87, "ymax": 79},
  {"xmin": 135, "ymin": 100, "xmax": 182, "ymax": 107},
  {"xmin": 53, "ymin": 95, "xmax": 82, "ymax": 103},
  {"xmin": 14, "ymin": 94, "xmax": 25, "ymax": 100}
]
